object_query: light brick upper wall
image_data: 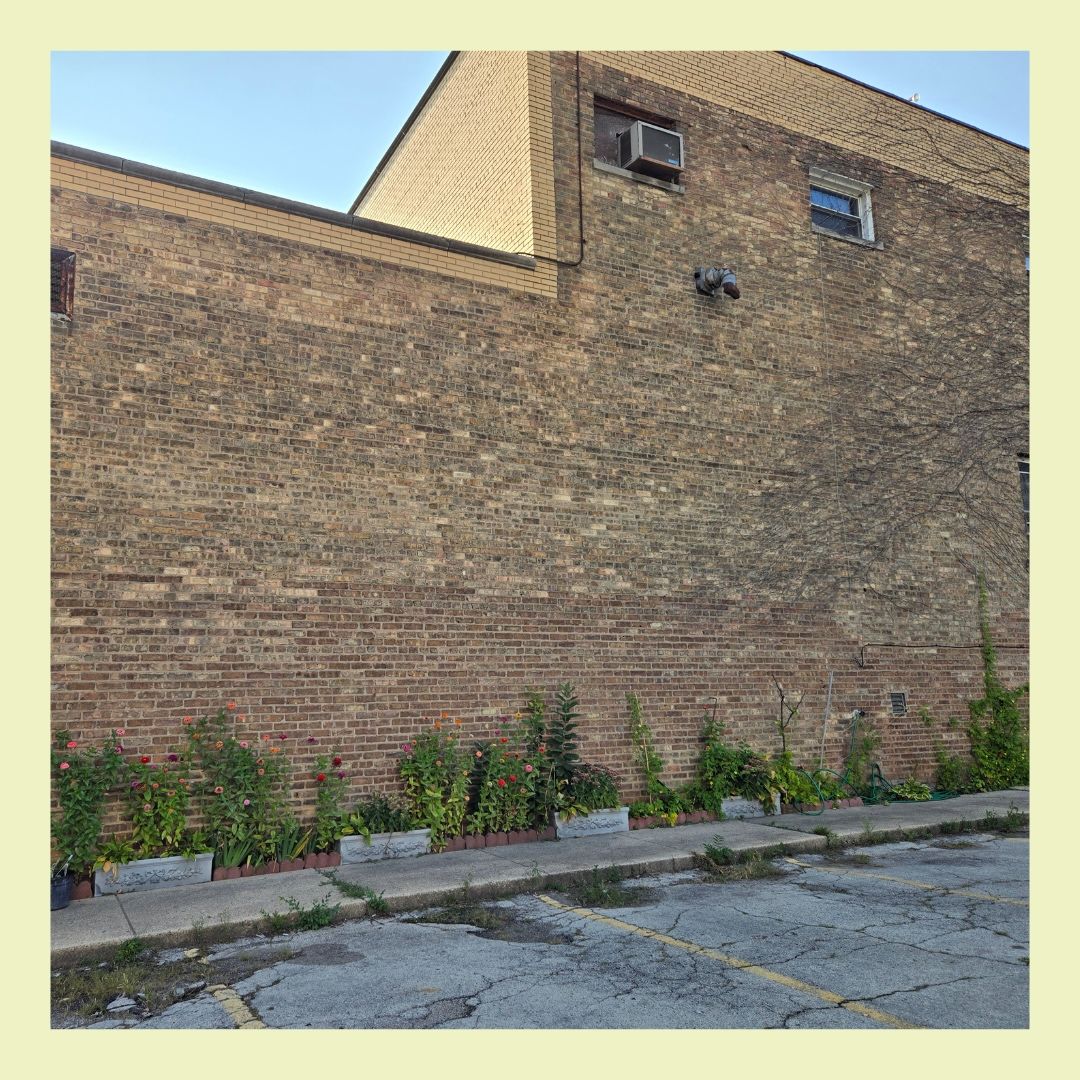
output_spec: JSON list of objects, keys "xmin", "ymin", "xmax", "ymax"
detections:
[
  {"xmin": 587, "ymin": 51, "xmax": 1027, "ymax": 209},
  {"xmin": 357, "ymin": 52, "xmax": 538, "ymax": 254}
]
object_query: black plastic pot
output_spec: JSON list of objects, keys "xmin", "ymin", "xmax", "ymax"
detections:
[{"xmin": 51, "ymin": 873, "xmax": 73, "ymax": 911}]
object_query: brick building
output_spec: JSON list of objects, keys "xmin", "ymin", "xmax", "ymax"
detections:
[{"xmin": 50, "ymin": 51, "xmax": 1029, "ymax": 809}]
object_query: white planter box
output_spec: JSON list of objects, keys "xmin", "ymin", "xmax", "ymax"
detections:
[
  {"xmin": 721, "ymin": 793, "xmax": 781, "ymax": 819},
  {"xmin": 339, "ymin": 828, "xmax": 431, "ymax": 864},
  {"xmin": 553, "ymin": 806, "xmax": 630, "ymax": 840},
  {"xmin": 93, "ymin": 852, "xmax": 213, "ymax": 896}
]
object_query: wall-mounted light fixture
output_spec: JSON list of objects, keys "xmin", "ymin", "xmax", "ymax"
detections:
[{"xmin": 694, "ymin": 265, "xmax": 740, "ymax": 299}]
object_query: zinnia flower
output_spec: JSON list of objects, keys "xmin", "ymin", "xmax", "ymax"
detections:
[
  {"xmin": 59, "ymin": 762, "xmax": 70, "ymax": 771},
  {"xmin": 167, "ymin": 753, "xmax": 178, "ymax": 762},
  {"xmin": 454, "ymin": 718, "xmax": 462, "ymax": 726},
  {"xmin": 115, "ymin": 745, "xmax": 124, "ymax": 753},
  {"xmin": 337, "ymin": 771, "xmax": 345, "ymax": 780},
  {"xmin": 401, "ymin": 743, "xmax": 412, "ymax": 753},
  {"xmin": 307, "ymin": 737, "xmax": 317, "ymax": 744},
  {"xmin": 271, "ymin": 747, "xmax": 280, "ymax": 754},
  {"xmin": 279, "ymin": 733, "xmax": 287, "ymax": 740},
  {"xmin": 66, "ymin": 740, "xmax": 77, "ymax": 749},
  {"xmin": 140, "ymin": 756, "xmax": 151, "ymax": 764},
  {"xmin": 256, "ymin": 758, "xmax": 264, "ymax": 766},
  {"xmin": 115, "ymin": 729, "xmax": 126, "ymax": 737},
  {"xmin": 332, "ymin": 757, "xmax": 342, "ymax": 766},
  {"xmin": 257, "ymin": 768, "xmax": 265, "ymax": 776},
  {"xmin": 214, "ymin": 786, "xmax": 224, "ymax": 794},
  {"xmin": 182, "ymin": 717, "xmax": 192, "ymax": 725},
  {"xmin": 509, "ymin": 775, "xmax": 517, "ymax": 782},
  {"xmin": 525, "ymin": 764, "xmax": 533, "ymax": 773},
  {"xmin": 475, "ymin": 751, "xmax": 483, "ymax": 759},
  {"xmin": 151, "ymin": 782, "xmax": 159, "ymax": 790},
  {"xmin": 243, "ymin": 799, "xmax": 251, "ymax": 807},
  {"xmin": 227, "ymin": 701, "xmax": 237, "ymax": 710},
  {"xmin": 239, "ymin": 741, "xmax": 248, "ymax": 749},
  {"xmin": 499, "ymin": 737, "xmax": 508, "ymax": 744},
  {"xmin": 497, "ymin": 778, "xmax": 506, "ymax": 788},
  {"xmin": 214, "ymin": 741, "xmax": 224, "ymax": 750},
  {"xmin": 316, "ymin": 773, "xmax": 326, "ymax": 782},
  {"xmin": 143, "ymin": 803, "xmax": 152, "ymax": 812}
]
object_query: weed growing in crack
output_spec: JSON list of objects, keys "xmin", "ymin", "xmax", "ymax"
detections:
[
  {"xmin": 261, "ymin": 893, "xmax": 341, "ymax": 934},
  {"xmin": 113, "ymin": 937, "xmax": 146, "ymax": 966},
  {"xmin": 812, "ymin": 826, "xmax": 841, "ymax": 850},
  {"xmin": 567, "ymin": 866, "xmax": 651, "ymax": 907},
  {"xmin": 695, "ymin": 844, "xmax": 784, "ymax": 882},
  {"xmin": 320, "ymin": 871, "xmax": 389, "ymax": 915}
]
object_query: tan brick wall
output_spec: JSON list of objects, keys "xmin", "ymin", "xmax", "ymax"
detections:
[
  {"xmin": 51, "ymin": 51, "xmax": 1027, "ymax": 827},
  {"xmin": 588, "ymin": 51, "xmax": 1027, "ymax": 208},
  {"xmin": 357, "ymin": 52, "xmax": 539, "ymax": 255},
  {"xmin": 50, "ymin": 157, "xmax": 557, "ymax": 299}
]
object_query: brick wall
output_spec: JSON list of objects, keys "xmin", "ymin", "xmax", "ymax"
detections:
[{"xmin": 51, "ymin": 52, "xmax": 1027, "ymax": 824}]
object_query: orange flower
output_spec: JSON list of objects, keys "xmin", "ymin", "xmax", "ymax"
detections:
[
  {"xmin": 441, "ymin": 712, "xmax": 449, "ymax": 719},
  {"xmin": 454, "ymin": 717, "xmax": 462, "ymax": 726},
  {"xmin": 434, "ymin": 719, "xmax": 442, "ymax": 730},
  {"xmin": 214, "ymin": 740, "xmax": 224, "ymax": 750},
  {"xmin": 227, "ymin": 701, "xmax": 237, "ymax": 710},
  {"xmin": 271, "ymin": 746, "xmax": 280, "ymax": 754}
]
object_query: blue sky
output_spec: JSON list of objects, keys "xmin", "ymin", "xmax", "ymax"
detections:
[{"xmin": 51, "ymin": 51, "xmax": 1028, "ymax": 212}]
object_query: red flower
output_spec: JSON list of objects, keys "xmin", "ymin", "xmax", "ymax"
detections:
[
  {"xmin": 227, "ymin": 701, "xmax": 237, "ymax": 710},
  {"xmin": 182, "ymin": 717, "xmax": 192, "ymax": 725},
  {"xmin": 66, "ymin": 740, "xmax": 78, "ymax": 749},
  {"xmin": 497, "ymin": 778, "xmax": 506, "ymax": 788},
  {"xmin": 279, "ymin": 733, "xmax": 287, "ymax": 740},
  {"xmin": 140, "ymin": 756, "xmax": 151, "ymax": 764},
  {"xmin": 499, "ymin": 737, "xmax": 508, "ymax": 744},
  {"xmin": 316, "ymin": 773, "xmax": 326, "ymax": 782},
  {"xmin": 59, "ymin": 762, "xmax": 70, "ymax": 771},
  {"xmin": 337, "ymin": 771, "xmax": 346, "ymax": 780},
  {"xmin": 509, "ymin": 775, "xmax": 517, "ymax": 782},
  {"xmin": 332, "ymin": 757, "xmax": 342, "ymax": 766}
]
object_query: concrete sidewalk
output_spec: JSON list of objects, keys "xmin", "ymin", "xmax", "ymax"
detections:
[{"xmin": 50, "ymin": 788, "xmax": 1028, "ymax": 961}]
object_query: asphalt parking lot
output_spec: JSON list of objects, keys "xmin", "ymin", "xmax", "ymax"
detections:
[{"xmin": 63, "ymin": 830, "xmax": 1028, "ymax": 1030}]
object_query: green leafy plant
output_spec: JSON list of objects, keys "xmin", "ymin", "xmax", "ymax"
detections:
[
  {"xmin": 569, "ymin": 763, "xmax": 621, "ymax": 812},
  {"xmin": 398, "ymin": 725, "xmax": 471, "ymax": 851},
  {"xmin": 966, "ymin": 575, "xmax": 1029, "ymax": 792},
  {"xmin": 321, "ymin": 871, "xmax": 389, "ymax": 914},
  {"xmin": 311, "ymin": 750, "xmax": 350, "ymax": 853},
  {"xmin": 279, "ymin": 892, "xmax": 341, "ymax": 931},
  {"xmin": 273, "ymin": 817, "xmax": 312, "ymax": 863},
  {"xmin": 546, "ymin": 683, "xmax": 581, "ymax": 786},
  {"xmin": 844, "ymin": 713, "xmax": 880, "ymax": 795},
  {"xmin": 890, "ymin": 778, "xmax": 932, "ymax": 801},
  {"xmin": 522, "ymin": 688, "xmax": 547, "ymax": 753},
  {"xmin": 93, "ymin": 835, "xmax": 138, "ymax": 878},
  {"xmin": 627, "ymin": 691, "xmax": 668, "ymax": 802},
  {"xmin": 125, "ymin": 751, "xmax": 196, "ymax": 858},
  {"xmin": 350, "ymin": 794, "xmax": 417, "ymax": 834},
  {"xmin": 694, "ymin": 713, "xmax": 750, "ymax": 816},
  {"xmin": 51, "ymin": 728, "xmax": 128, "ymax": 880},
  {"xmin": 466, "ymin": 734, "xmax": 535, "ymax": 834}
]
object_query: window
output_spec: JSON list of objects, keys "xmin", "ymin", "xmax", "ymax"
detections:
[
  {"xmin": 889, "ymin": 692, "xmax": 908, "ymax": 717},
  {"xmin": 51, "ymin": 247, "xmax": 75, "ymax": 321},
  {"xmin": 809, "ymin": 167, "xmax": 875, "ymax": 243},
  {"xmin": 593, "ymin": 98, "xmax": 683, "ymax": 188},
  {"xmin": 1018, "ymin": 454, "xmax": 1029, "ymax": 531}
]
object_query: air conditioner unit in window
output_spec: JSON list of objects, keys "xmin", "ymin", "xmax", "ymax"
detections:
[{"xmin": 617, "ymin": 121, "xmax": 683, "ymax": 180}]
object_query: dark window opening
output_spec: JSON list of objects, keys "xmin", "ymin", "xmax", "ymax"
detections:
[
  {"xmin": 811, "ymin": 187, "xmax": 862, "ymax": 238},
  {"xmin": 890, "ymin": 692, "xmax": 908, "ymax": 717},
  {"xmin": 51, "ymin": 248, "xmax": 76, "ymax": 320}
]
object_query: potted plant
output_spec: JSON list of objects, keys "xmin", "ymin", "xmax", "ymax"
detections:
[
  {"xmin": 340, "ymin": 795, "xmax": 430, "ymax": 863},
  {"xmin": 51, "ymin": 729, "xmax": 127, "ymax": 901},
  {"xmin": 398, "ymin": 726, "xmax": 468, "ymax": 853},
  {"xmin": 51, "ymin": 857, "xmax": 73, "ymax": 911},
  {"xmin": 553, "ymin": 763, "xmax": 629, "ymax": 839}
]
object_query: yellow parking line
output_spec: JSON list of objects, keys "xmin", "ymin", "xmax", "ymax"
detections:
[
  {"xmin": 207, "ymin": 984, "xmax": 266, "ymax": 1029},
  {"xmin": 537, "ymin": 894, "xmax": 922, "ymax": 1029},
  {"xmin": 784, "ymin": 858, "xmax": 1029, "ymax": 906}
]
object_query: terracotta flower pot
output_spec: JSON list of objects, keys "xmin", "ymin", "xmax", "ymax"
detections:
[
  {"xmin": 465, "ymin": 834, "xmax": 485, "ymax": 850},
  {"xmin": 850, "ymin": 797, "xmax": 863, "ymax": 807},
  {"xmin": 327, "ymin": 852, "xmax": 341, "ymax": 867},
  {"xmin": 523, "ymin": 829, "xmax": 539, "ymax": 843},
  {"xmin": 315, "ymin": 852, "xmax": 330, "ymax": 869},
  {"xmin": 303, "ymin": 854, "xmax": 318, "ymax": 870},
  {"xmin": 676, "ymin": 813, "xmax": 687, "ymax": 825},
  {"xmin": 240, "ymin": 864, "xmax": 254, "ymax": 877},
  {"xmin": 72, "ymin": 880, "xmax": 93, "ymax": 901},
  {"xmin": 225, "ymin": 867, "xmax": 241, "ymax": 880},
  {"xmin": 489, "ymin": 832, "xmax": 509, "ymax": 846},
  {"xmin": 446, "ymin": 835, "xmax": 466, "ymax": 852},
  {"xmin": 213, "ymin": 867, "xmax": 227, "ymax": 881},
  {"xmin": 507, "ymin": 830, "xmax": 525, "ymax": 844},
  {"xmin": 540, "ymin": 826, "xmax": 557, "ymax": 841},
  {"xmin": 266, "ymin": 860, "xmax": 280, "ymax": 874}
]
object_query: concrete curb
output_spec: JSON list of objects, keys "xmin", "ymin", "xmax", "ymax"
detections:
[{"xmin": 50, "ymin": 789, "xmax": 1028, "ymax": 963}]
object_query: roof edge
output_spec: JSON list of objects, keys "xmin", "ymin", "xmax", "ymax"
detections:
[
  {"xmin": 778, "ymin": 52, "xmax": 1029, "ymax": 153},
  {"xmin": 51, "ymin": 140, "xmax": 537, "ymax": 271},
  {"xmin": 349, "ymin": 51, "xmax": 459, "ymax": 215}
]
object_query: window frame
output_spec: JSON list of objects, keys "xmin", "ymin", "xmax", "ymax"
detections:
[
  {"xmin": 808, "ymin": 167, "xmax": 877, "ymax": 245},
  {"xmin": 1018, "ymin": 453, "xmax": 1029, "ymax": 532}
]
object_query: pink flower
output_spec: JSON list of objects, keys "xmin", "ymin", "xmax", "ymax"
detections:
[
  {"xmin": 239, "ymin": 741, "xmax": 249, "ymax": 749},
  {"xmin": 59, "ymin": 762, "xmax": 70, "ymax": 770},
  {"xmin": 66, "ymin": 740, "xmax": 78, "ymax": 749},
  {"xmin": 337, "ymin": 771, "xmax": 346, "ymax": 780},
  {"xmin": 401, "ymin": 743, "xmax": 412, "ymax": 753},
  {"xmin": 525, "ymin": 764, "xmax": 533, "ymax": 773},
  {"xmin": 143, "ymin": 803, "xmax": 152, "ymax": 812},
  {"xmin": 475, "ymin": 751, "xmax": 483, "ymax": 759},
  {"xmin": 115, "ymin": 729, "xmax": 126, "ymax": 737},
  {"xmin": 214, "ymin": 786, "xmax": 224, "ymax": 795},
  {"xmin": 115, "ymin": 745, "xmax": 124, "ymax": 753},
  {"xmin": 243, "ymin": 799, "xmax": 251, "ymax": 807}
]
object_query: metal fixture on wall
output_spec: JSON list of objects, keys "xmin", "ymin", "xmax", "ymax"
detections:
[{"xmin": 694, "ymin": 265, "xmax": 740, "ymax": 299}]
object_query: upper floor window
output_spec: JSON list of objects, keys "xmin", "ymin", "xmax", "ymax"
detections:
[
  {"xmin": 809, "ymin": 167, "xmax": 875, "ymax": 243},
  {"xmin": 51, "ymin": 248, "xmax": 76, "ymax": 321},
  {"xmin": 594, "ymin": 98, "xmax": 682, "ymax": 184},
  {"xmin": 1018, "ymin": 453, "xmax": 1029, "ymax": 531}
]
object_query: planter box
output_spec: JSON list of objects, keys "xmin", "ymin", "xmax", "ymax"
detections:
[
  {"xmin": 94, "ymin": 852, "xmax": 213, "ymax": 896},
  {"xmin": 553, "ymin": 806, "xmax": 629, "ymax": 840},
  {"xmin": 720, "ymin": 793, "xmax": 781, "ymax": 819},
  {"xmin": 339, "ymin": 828, "xmax": 431, "ymax": 864}
]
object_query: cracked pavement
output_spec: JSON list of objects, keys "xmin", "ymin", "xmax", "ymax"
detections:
[{"xmin": 77, "ymin": 832, "xmax": 1028, "ymax": 1029}]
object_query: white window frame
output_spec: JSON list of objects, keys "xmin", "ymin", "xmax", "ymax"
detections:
[{"xmin": 809, "ymin": 166, "xmax": 876, "ymax": 244}]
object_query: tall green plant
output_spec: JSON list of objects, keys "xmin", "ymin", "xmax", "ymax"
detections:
[
  {"xmin": 967, "ymin": 575, "xmax": 1029, "ymax": 791},
  {"xmin": 546, "ymin": 683, "xmax": 581, "ymax": 785},
  {"xmin": 51, "ymin": 729, "xmax": 128, "ymax": 879},
  {"xmin": 398, "ymin": 728, "xmax": 471, "ymax": 852},
  {"xmin": 523, "ymin": 688, "xmax": 546, "ymax": 753},
  {"xmin": 627, "ymin": 692, "xmax": 666, "ymax": 798}
]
